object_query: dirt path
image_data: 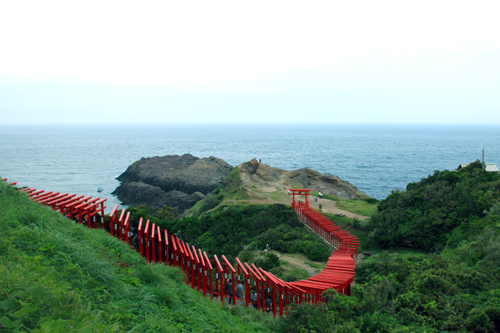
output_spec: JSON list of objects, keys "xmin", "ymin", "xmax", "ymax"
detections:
[
  {"xmin": 312, "ymin": 197, "xmax": 369, "ymax": 220},
  {"xmin": 273, "ymin": 252, "xmax": 325, "ymax": 277},
  {"xmin": 244, "ymin": 184, "xmax": 369, "ymax": 220}
]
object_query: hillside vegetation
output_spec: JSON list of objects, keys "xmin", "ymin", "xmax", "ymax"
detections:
[
  {"xmin": 4, "ymin": 161, "xmax": 500, "ymax": 332},
  {"xmin": 0, "ymin": 181, "xmax": 276, "ymax": 332},
  {"xmin": 367, "ymin": 161, "xmax": 500, "ymax": 251},
  {"xmin": 276, "ymin": 162, "xmax": 500, "ymax": 332}
]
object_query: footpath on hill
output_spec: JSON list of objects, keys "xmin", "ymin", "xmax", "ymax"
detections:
[
  {"xmin": 273, "ymin": 252, "xmax": 325, "ymax": 277},
  {"xmin": 235, "ymin": 184, "xmax": 370, "ymax": 220}
]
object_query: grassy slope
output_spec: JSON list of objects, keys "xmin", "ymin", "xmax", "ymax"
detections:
[
  {"xmin": 307, "ymin": 191, "xmax": 379, "ymax": 217},
  {"xmin": 188, "ymin": 166, "xmax": 379, "ymax": 218},
  {"xmin": 0, "ymin": 182, "xmax": 276, "ymax": 332}
]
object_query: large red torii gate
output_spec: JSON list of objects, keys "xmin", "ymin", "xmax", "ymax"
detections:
[{"xmin": 290, "ymin": 189, "xmax": 310, "ymax": 209}]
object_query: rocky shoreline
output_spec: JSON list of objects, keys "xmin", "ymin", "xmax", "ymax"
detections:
[{"xmin": 112, "ymin": 154, "xmax": 232, "ymax": 213}]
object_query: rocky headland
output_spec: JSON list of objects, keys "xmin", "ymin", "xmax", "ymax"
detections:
[
  {"xmin": 239, "ymin": 161, "xmax": 369, "ymax": 199},
  {"xmin": 114, "ymin": 155, "xmax": 370, "ymax": 215},
  {"xmin": 112, "ymin": 154, "xmax": 233, "ymax": 213},
  {"xmin": 184, "ymin": 159, "xmax": 371, "ymax": 218}
]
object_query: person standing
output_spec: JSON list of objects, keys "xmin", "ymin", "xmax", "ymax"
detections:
[
  {"xmin": 225, "ymin": 279, "xmax": 234, "ymax": 304},
  {"xmin": 319, "ymin": 191, "xmax": 323, "ymax": 198},
  {"xmin": 236, "ymin": 281, "xmax": 243, "ymax": 304},
  {"xmin": 265, "ymin": 296, "xmax": 272, "ymax": 313},
  {"xmin": 250, "ymin": 290, "xmax": 258, "ymax": 309}
]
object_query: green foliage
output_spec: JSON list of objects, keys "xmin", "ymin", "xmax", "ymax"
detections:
[
  {"xmin": 185, "ymin": 166, "xmax": 249, "ymax": 217},
  {"xmin": 279, "ymin": 229, "xmax": 500, "ymax": 332},
  {"xmin": 155, "ymin": 205, "xmax": 179, "ymax": 220},
  {"xmin": 170, "ymin": 217, "xmax": 201, "ymax": 245},
  {"xmin": 8, "ymin": 159, "xmax": 500, "ymax": 331},
  {"xmin": 0, "ymin": 181, "xmax": 274, "ymax": 332},
  {"xmin": 199, "ymin": 192, "xmax": 224, "ymax": 212},
  {"xmin": 255, "ymin": 252, "xmax": 280, "ymax": 271},
  {"xmin": 274, "ymin": 163, "xmax": 500, "ymax": 332},
  {"xmin": 220, "ymin": 167, "xmax": 249, "ymax": 200},
  {"xmin": 191, "ymin": 203, "xmax": 331, "ymax": 262},
  {"xmin": 367, "ymin": 161, "xmax": 500, "ymax": 251}
]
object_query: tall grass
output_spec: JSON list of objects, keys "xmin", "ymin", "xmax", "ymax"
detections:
[{"xmin": 0, "ymin": 181, "xmax": 275, "ymax": 332}]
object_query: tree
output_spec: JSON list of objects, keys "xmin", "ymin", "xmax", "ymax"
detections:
[
  {"xmin": 171, "ymin": 217, "xmax": 201, "ymax": 245},
  {"xmin": 155, "ymin": 205, "xmax": 179, "ymax": 220}
]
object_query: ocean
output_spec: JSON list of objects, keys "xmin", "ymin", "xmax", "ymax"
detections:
[{"xmin": 1, "ymin": 124, "xmax": 499, "ymax": 210}]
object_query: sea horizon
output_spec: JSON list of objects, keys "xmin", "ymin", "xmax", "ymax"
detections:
[{"xmin": 1, "ymin": 123, "xmax": 499, "ymax": 210}]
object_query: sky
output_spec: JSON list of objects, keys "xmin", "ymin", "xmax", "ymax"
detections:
[{"xmin": 1, "ymin": 0, "xmax": 499, "ymax": 124}]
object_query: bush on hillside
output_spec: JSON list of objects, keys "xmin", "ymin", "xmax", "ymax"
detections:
[
  {"xmin": 367, "ymin": 161, "xmax": 500, "ymax": 251},
  {"xmin": 278, "ymin": 228, "xmax": 500, "ymax": 332},
  {"xmin": 255, "ymin": 253, "xmax": 280, "ymax": 271}
]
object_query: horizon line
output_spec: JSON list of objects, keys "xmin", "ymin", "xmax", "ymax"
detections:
[{"xmin": 2, "ymin": 122, "xmax": 500, "ymax": 126}]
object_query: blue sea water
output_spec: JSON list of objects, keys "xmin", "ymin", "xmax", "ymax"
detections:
[{"xmin": 1, "ymin": 124, "xmax": 499, "ymax": 210}]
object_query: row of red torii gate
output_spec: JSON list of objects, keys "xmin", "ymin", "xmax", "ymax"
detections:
[{"xmin": 2, "ymin": 179, "xmax": 357, "ymax": 317}]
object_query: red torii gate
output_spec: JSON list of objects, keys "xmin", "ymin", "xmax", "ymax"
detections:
[
  {"xmin": 1, "ymin": 177, "xmax": 17, "ymax": 186},
  {"xmin": 290, "ymin": 189, "xmax": 310, "ymax": 209}
]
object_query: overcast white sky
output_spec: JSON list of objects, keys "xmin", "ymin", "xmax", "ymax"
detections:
[{"xmin": 1, "ymin": 0, "xmax": 499, "ymax": 124}]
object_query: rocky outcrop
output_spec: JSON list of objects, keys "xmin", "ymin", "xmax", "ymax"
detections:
[
  {"xmin": 315, "ymin": 173, "xmax": 369, "ymax": 199},
  {"xmin": 113, "ymin": 154, "xmax": 232, "ymax": 213},
  {"xmin": 239, "ymin": 162, "xmax": 369, "ymax": 199}
]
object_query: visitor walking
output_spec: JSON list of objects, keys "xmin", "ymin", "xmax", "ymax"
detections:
[{"xmin": 236, "ymin": 281, "xmax": 243, "ymax": 304}]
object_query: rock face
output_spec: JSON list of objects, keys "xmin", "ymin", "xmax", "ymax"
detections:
[
  {"xmin": 113, "ymin": 154, "xmax": 233, "ymax": 213},
  {"xmin": 239, "ymin": 161, "xmax": 369, "ymax": 199}
]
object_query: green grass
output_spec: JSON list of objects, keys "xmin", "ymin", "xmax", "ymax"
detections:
[
  {"xmin": 0, "ymin": 181, "xmax": 276, "ymax": 332},
  {"xmin": 264, "ymin": 188, "xmax": 290, "ymax": 202},
  {"xmin": 273, "ymin": 262, "xmax": 310, "ymax": 282},
  {"xmin": 309, "ymin": 191, "xmax": 379, "ymax": 217},
  {"xmin": 336, "ymin": 199, "xmax": 378, "ymax": 217},
  {"xmin": 305, "ymin": 261, "xmax": 325, "ymax": 270}
]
